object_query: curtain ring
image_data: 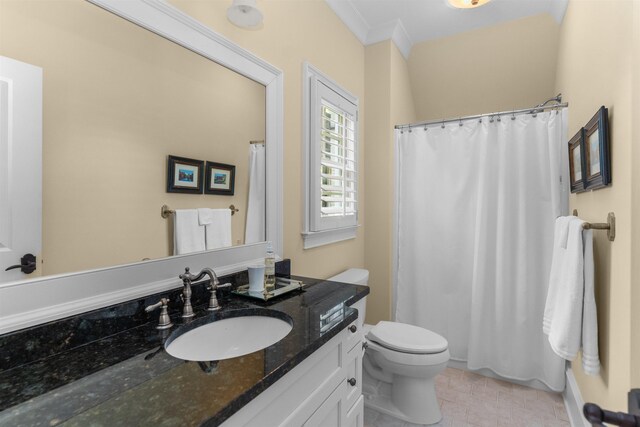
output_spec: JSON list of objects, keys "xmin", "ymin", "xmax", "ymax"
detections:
[
  {"xmin": 441, "ymin": 120, "xmax": 445, "ymax": 129},
  {"xmin": 511, "ymin": 110, "xmax": 516, "ymax": 120},
  {"xmin": 400, "ymin": 129, "xmax": 404, "ymax": 134},
  {"xmin": 424, "ymin": 125, "xmax": 428, "ymax": 131},
  {"xmin": 489, "ymin": 115, "xmax": 494, "ymax": 123},
  {"xmin": 497, "ymin": 115, "xmax": 501, "ymax": 122},
  {"xmin": 459, "ymin": 118, "xmax": 463, "ymax": 127},
  {"xmin": 408, "ymin": 127, "xmax": 412, "ymax": 133}
]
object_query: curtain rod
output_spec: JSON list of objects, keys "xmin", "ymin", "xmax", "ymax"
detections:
[
  {"xmin": 395, "ymin": 95, "xmax": 568, "ymax": 130},
  {"xmin": 250, "ymin": 140, "xmax": 265, "ymax": 144}
]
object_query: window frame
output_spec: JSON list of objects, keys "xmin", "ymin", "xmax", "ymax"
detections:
[{"xmin": 302, "ymin": 62, "xmax": 359, "ymax": 249}]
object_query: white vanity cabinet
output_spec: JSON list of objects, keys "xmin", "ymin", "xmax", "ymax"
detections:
[{"xmin": 222, "ymin": 317, "xmax": 364, "ymax": 427}]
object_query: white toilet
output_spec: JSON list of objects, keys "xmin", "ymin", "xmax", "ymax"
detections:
[{"xmin": 329, "ymin": 269, "xmax": 450, "ymax": 425}]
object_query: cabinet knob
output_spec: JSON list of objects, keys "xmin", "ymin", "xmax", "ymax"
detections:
[
  {"xmin": 348, "ymin": 325, "xmax": 357, "ymax": 333},
  {"xmin": 347, "ymin": 377, "xmax": 356, "ymax": 386}
]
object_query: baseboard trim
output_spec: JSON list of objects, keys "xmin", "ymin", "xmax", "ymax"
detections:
[{"xmin": 564, "ymin": 367, "xmax": 589, "ymax": 427}]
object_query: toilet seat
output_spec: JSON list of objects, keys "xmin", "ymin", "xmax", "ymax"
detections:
[
  {"xmin": 366, "ymin": 340, "xmax": 450, "ymax": 367},
  {"xmin": 363, "ymin": 321, "xmax": 450, "ymax": 367},
  {"xmin": 367, "ymin": 321, "xmax": 448, "ymax": 354}
]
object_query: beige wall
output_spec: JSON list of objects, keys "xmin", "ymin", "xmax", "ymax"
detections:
[
  {"xmin": 408, "ymin": 14, "xmax": 560, "ymax": 121},
  {"xmin": 555, "ymin": 0, "xmax": 634, "ymax": 411},
  {"xmin": 0, "ymin": 0, "xmax": 264, "ymax": 276},
  {"xmin": 364, "ymin": 41, "xmax": 416, "ymax": 323},
  {"xmin": 169, "ymin": 0, "xmax": 366, "ymax": 278}
]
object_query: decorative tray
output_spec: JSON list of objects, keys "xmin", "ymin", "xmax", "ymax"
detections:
[{"xmin": 231, "ymin": 278, "xmax": 306, "ymax": 301}]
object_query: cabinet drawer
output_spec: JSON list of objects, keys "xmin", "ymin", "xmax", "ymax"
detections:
[
  {"xmin": 344, "ymin": 320, "xmax": 363, "ymax": 352},
  {"xmin": 303, "ymin": 382, "xmax": 347, "ymax": 427},
  {"xmin": 345, "ymin": 342, "xmax": 362, "ymax": 411},
  {"xmin": 346, "ymin": 395, "xmax": 364, "ymax": 427}
]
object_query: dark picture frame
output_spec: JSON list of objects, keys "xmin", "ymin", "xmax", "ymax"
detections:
[
  {"xmin": 568, "ymin": 129, "xmax": 586, "ymax": 194},
  {"xmin": 583, "ymin": 106, "xmax": 611, "ymax": 190},
  {"xmin": 167, "ymin": 155, "xmax": 204, "ymax": 194},
  {"xmin": 205, "ymin": 161, "xmax": 235, "ymax": 195}
]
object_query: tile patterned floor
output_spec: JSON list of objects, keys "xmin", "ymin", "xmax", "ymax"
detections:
[{"xmin": 364, "ymin": 367, "xmax": 570, "ymax": 427}]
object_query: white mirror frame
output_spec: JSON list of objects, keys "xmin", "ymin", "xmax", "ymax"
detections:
[{"xmin": 0, "ymin": 0, "xmax": 283, "ymax": 334}]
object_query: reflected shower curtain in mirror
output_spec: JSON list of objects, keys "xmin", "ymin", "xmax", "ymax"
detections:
[
  {"xmin": 394, "ymin": 110, "xmax": 569, "ymax": 391},
  {"xmin": 245, "ymin": 143, "xmax": 266, "ymax": 244}
]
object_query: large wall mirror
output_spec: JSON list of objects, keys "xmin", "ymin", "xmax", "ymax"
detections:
[
  {"xmin": 1, "ymin": 0, "xmax": 265, "ymax": 281},
  {"xmin": 0, "ymin": 0, "xmax": 283, "ymax": 333}
]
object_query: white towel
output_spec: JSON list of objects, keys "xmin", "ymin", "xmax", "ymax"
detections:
[
  {"xmin": 543, "ymin": 216, "xmax": 600, "ymax": 375},
  {"xmin": 581, "ymin": 229, "xmax": 600, "ymax": 375},
  {"xmin": 197, "ymin": 208, "xmax": 214, "ymax": 225},
  {"xmin": 173, "ymin": 209, "xmax": 206, "ymax": 255},
  {"xmin": 543, "ymin": 216, "xmax": 572, "ymax": 330},
  {"xmin": 204, "ymin": 209, "xmax": 232, "ymax": 250}
]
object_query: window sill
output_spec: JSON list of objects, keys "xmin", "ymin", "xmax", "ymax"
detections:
[{"xmin": 301, "ymin": 225, "xmax": 359, "ymax": 249}]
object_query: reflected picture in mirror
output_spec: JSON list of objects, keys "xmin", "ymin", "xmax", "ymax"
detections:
[
  {"xmin": 167, "ymin": 155, "xmax": 204, "ymax": 194},
  {"xmin": 0, "ymin": 0, "xmax": 266, "ymax": 283},
  {"xmin": 205, "ymin": 161, "xmax": 236, "ymax": 195}
]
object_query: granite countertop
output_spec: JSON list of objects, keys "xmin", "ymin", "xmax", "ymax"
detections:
[{"xmin": 0, "ymin": 275, "xmax": 368, "ymax": 427}]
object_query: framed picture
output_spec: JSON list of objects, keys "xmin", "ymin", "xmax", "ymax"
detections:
[
  {"xmin": 205, "ymin": 161, "xmax": 235, "ymax": 195},
  {"xmin": 167, "ymin": 155, "xmax": 204, "ymax": 194},
  {"xmin": 568, "ymin": 129, "xmax": 585, "ymax": 193},
  {"xmin": 583, "ymin": 106, "xmax": 611, "ymax": 190}
]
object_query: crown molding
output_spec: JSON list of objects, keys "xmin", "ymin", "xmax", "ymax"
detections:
[
  {"xmin": 366, "ymin": 19, "xmax": 412, "ymax": 59},
  {"xmin": 326, "ymin": 0, "xmax": 568, "ymax": 61},
  {"xmin": 324, "ymin": 0, "xmax": 369, "ymax": 45},
  {"xmin": 550, "ymin": 0, "xmax": 568, "ymax": 24},
  {"xmin": 325, "ymin": 1, "xmax": 412, "ymax": 59}
]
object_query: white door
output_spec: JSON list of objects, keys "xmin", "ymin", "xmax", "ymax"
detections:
[{"xmin": 0, "ymin": 56, "xmax": 42, "ymax": 283}]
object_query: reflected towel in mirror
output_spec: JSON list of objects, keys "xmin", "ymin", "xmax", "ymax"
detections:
[
  {"xmin": 204, "ymin": 209, "xmax": 232, "ymax": 249},
  {"xmin": 173, "ymin": 209, "xmax": 206, "ymax": 255}
]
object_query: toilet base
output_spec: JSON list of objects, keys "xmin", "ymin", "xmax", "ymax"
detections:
[
  {"xmin": 362, "ymin": 375, "xmax": 443, "ymax": 425},
  {"xmin": 363, "ymin": 392, "xmax": 442, "ymax": 426}
]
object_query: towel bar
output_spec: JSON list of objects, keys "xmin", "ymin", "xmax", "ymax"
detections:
[
  {"xmin": 572, "ymin": 210, "xmax": 615, "ymax": 242},
  {"xmin": 161, "ymin": 204, "xmax": 239, "ymax": 219}
]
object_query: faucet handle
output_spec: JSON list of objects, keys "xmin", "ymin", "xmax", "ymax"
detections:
[
  {"xmin": 145, "ymin": 298, "xmax": 173, "ymax": 330},
  {"xmin": 179, "ymin": 267, "xmax": 194, "ymax": 282},
  {"xmin": 207, "ymin": 283, "xmax": 232, "ymax": 312},
  {"xmin": 208, "ymin": 282, "xmax": 232, "ymax": 291}
]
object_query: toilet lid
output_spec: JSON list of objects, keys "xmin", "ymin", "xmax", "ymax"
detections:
[{"xmin": 367, "ymin": 321, "xmax": 448, "ymax": 354}]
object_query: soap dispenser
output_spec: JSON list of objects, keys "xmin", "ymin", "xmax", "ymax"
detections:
[{"xmin": 264, "ymin": 241, "xmax": 276, "ymax": 291}]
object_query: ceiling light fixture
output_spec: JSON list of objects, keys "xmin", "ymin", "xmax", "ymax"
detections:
[
  {"xmin": 227, "ymin": 0, "xmax": 263, "ymax": 29},
  {"xmin": 447, "ymin": 0, "xmax": 492, "ymax": 9}
]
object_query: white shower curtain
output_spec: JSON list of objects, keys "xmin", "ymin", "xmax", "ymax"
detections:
[
  {"xmin": 395, "ymin": 110, "xmax": 568, "ymax": 391},
  {"xmin": 245, "ymin": 143, "xmax": 265, "ymax": 244}
]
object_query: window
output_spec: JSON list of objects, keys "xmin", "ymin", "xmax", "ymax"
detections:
[{"xmin": 302, "ymin": 63, "xmax": 359, "ymax": 249}]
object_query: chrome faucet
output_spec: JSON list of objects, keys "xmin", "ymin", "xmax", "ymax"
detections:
[{"xmin": 179, "ymin": 267, "xmax": 231, "ymax": 317}]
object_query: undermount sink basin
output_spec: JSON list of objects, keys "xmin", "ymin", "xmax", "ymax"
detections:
[{"xmin": 165, "ymin": 309, "xmax": 293, "ymax": 362}]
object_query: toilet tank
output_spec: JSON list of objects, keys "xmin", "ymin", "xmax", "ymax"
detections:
[
  {"xmin": 328, "ymin": 268, "xmax": 369, "ymax": 329},
  {"xmin": 328, "ymin": 268, "xmax": 369, "ymax": 285}
]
